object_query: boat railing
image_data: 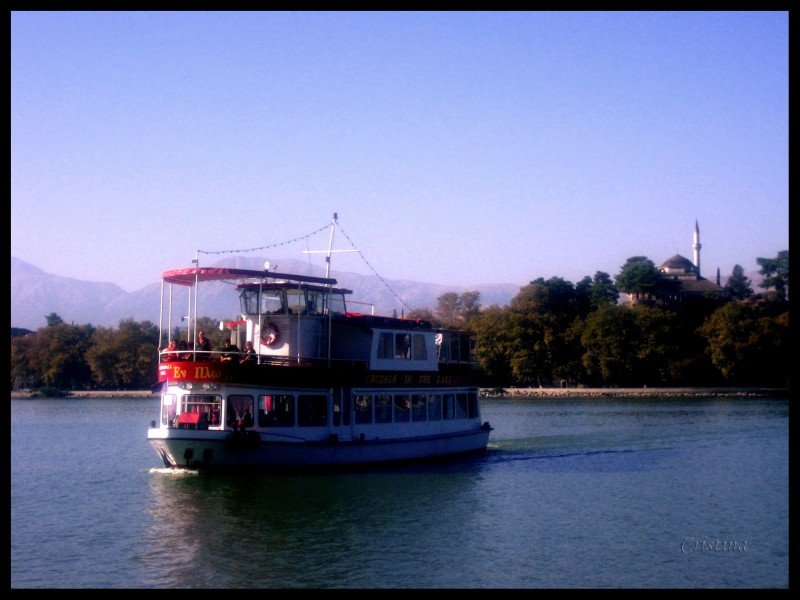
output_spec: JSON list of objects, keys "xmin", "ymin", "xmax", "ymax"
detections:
[{"xmin": 158, "ymin": 348, "xmax": 369, "ymax": 369}]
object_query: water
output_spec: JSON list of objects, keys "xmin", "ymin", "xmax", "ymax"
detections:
[{"xmin": 11, "ymin": 396, "xmax": 788, "ymax": 588}]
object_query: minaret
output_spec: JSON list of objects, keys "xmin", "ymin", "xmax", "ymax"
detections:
[{"xmin": 692, "ymin": 220, "xmax": 701, "ymax": 277}]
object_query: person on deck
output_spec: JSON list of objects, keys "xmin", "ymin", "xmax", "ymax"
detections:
[
  {"xmin": 195, "ymin": 331, "xmax": 212, "ymax": 359},
  {"xmin": 177, "ymin": 340, "xmax": 192, "ymax": 361},
  {"xmin": 219, "ymin": 339, "xmax": 241, "ymax": 362},
  {"xmin": 160, "ymin": 340, "xmax": 178, "ymax": 362},
  {"xmin": 240, "ymin": 341, "xmax": 257, "ymax": 364}
]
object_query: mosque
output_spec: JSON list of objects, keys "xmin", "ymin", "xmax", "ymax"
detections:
[{"xmin": 649, "ymin": 221, "xmax": 725, "ymax": 304}]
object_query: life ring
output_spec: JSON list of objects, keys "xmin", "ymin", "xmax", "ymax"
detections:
[{"xmin": 260, "ymin": 320, "xmax": 280, "ymax": 347}]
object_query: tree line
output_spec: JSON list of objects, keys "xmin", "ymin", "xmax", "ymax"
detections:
[
  {"xmin": 411, "ymin": 251, "xmax": 789, "ymax": 388},
  {"xmin": 10, "ymin": 251, "xmax": 788, "ymax": 392}
]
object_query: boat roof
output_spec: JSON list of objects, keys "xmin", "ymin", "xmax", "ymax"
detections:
[
  {"xmin": 162, "ymin": 267, "xmax": 338, "ymax": 287},
  {"xmin": 236, "ymin": 281, "xmax": 353, "ymax": 295},
  {"xmin": 344, "ymin": 312, "xmax": 433, "ymax": 330}
]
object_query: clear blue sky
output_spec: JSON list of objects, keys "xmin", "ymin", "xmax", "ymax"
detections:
[{"xmin": 11, "ymin": 11, "xmax": 788, "ymax": 293}]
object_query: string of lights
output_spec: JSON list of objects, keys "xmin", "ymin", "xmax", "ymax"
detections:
[
  {"xmin": 192, "ymin": 216, "xmax": 412, "ymax": 314},
  {"xmin": 335, "ymin": 221, "xmax": 412, "ymax": 315},
  {"xmin": 196, "ymin": 223, "xmax": 330, "ymax": 257}
]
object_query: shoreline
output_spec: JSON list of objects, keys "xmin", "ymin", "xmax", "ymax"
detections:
[
  {"xmin": 9, "ymin": 387, "xmax": 789, "ymax": 400},
  {"xmin": 481, "ymin": 387, "xmax": 789, "ymax": 399}
]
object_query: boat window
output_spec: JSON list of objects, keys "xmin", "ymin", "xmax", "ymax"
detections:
[
  {"xmin": 449, "ymin": 336, "xmax": 461, "ymax": 362},
  {"xmin": 395, "ymin": 334, "xmax": 411, "ymax": 359},
  {"xmin": 411, "ymin": 394, "xmax": 427, "ymax": 422},
  {"xmin": 330, "ymin": 292, "xmax": 347, "ymax": 316},
  {"xmin": 468, "ymin": 391, "xmax": 479, "ymax": 419},
  {"xmin": 455, "ymin": 393, "xmax": 468, "ymax": 419},
  {"xmin": 443, "ymin": 393, "xmax": 455, "ymax": 420},
  {"xmin": 412, "ymin": 334, "xmax": 427, "ymax": 360},
  {"xmin": 259, "ymin": 394, "xmax": 294, "ymax": 427},
  {"xmin": 306, "ymin": 290, "xmax": 324, "ymax": 316},
  {"xmin": 354, "ymin": 395, "xmax": 372, "ymax": 424},
  {"xmin": 375, "ymin": 394, "xmax": 392, "ymax": 423},
  {"xmin": 286, "ymin": 289, "xmax": 307, "ymax": 315},
  {"xmin": 377, "ymin": 333, "xmax": 393, "ymax": 359},
  {"xmin": 298, "ymin": 394, "xmax": 327, "ymax": 427},
  {"xmin": 427, "ymin": 394, "xmax": 442, "ymax": 421},
  {"xmin": 161, "ymin": 394, "xmax": 177, "ymax": 426},
  {"xmin": 260, "ymin": 290, "xmax": 285, "ymax": 315},
  {"xmin": 331, "ymin": 392, "xmax": 350, "ymax": 427},
  {"xmin": 240, "ymin": 289, "xmax": 260, "ymax": 315},
  {"xmin": 178, "ymin": 394, "xmax": 222, "ymax": 429},
  {"xmin": 227, "ymin": 395, "xmax": 254, "ymax": 428},
  {"xmin": 459, "ymin": 336, "xmax": 471, "ymax": 362},
  {"xmin": 394, "ymin": 395, "xmax": 410, "ymax": 422}
]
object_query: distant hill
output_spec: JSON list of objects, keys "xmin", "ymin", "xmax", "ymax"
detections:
[
  {"xmin": 11, "ymin": 256, "xmax": 521, "ymax": 330},
  {"xmin": 13, "ymin": 256, "xmax": 765, "ymax": 331}
]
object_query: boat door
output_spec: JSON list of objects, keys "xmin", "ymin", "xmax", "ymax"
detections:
[{"xmin": 331, "ymin": 387, "xmax": 351, "ymax": 436}]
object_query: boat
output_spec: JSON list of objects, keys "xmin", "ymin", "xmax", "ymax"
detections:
[{"xmin": 147, "ymin": 214, "xmax": 492, "ymax": 471}]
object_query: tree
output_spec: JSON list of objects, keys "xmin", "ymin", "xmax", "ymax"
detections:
[
  {"xmin": 757, "ymin": 250, "xmax": 789, "ymax": 301},
  {"xmin": 85, "ymin": 326, "xmax": 119, "ymax": 388},
  {"xmin": 405, "ymin": 307, "xmax": 436, "ymax": 324},
  {"xmin": 615, "ymin": 257, "xmax": 660, "ymax": 301},
  {"xmin": 723, "ymin": 264, "xmax": 753, "ymax": 301},
  {"xmin": 10, "ymin": 333, "xmax": 38, "ymax": 389},
  {"xmin": 434, "ymin": 291, "xmax": 481, "ymax": 329},
  {"xmin": 506, "ymin": 280, "xmax": 580, "ymax": 386},
  {"xmin": 587, "ymin": 271, "xmax": 619, "ymax": 309},
  {"xmin": 580, "ymin": 304, "xmax": 639, "ymax": 386},
  {"xmin": 459, "ymin": 291, "xmax": 482, "ymax": 323},
  {"xmin": 115, "ymin": 319, "xmax": 160, "ymax": 388},
  {"xmin": 45, "ymin": 312, "xmax": 64, "ymax": 327},
  {"xmin": 506, "ymin": 311, "xmax": 551, "ymax": 386},
  {"xmin": 469, "ymin": 305, "xmax": 516, "ymax": 385},
  {"xmin": 630, "ymin": 305, "xmax": 682, "ymax": 385},
  {"xmin": 29, "ymin": 322, "xmax": 94, "ymax": 389},
  {"xmin": 698, "ymin": 302, "xmax": 789, "ymax": 385},
  {"xmin": 435, "ymin": 292, "xmax": 461, "ymax": 328}
]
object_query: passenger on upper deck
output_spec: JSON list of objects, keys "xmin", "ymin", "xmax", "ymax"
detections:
[
  {"xmin": 240, "ymin": 341, "xmax": 257, "ymax": 364},
  {"xmin": 160, "ymin": 340, "xmax": 178, "ymax": 362},
  {"xmin": 178, "ymin": 340, "xmax": 192, "ymax": 361},
  {"xmin": 219, "ymin": 339, "xmax": 240, "ymax": 362},
  {"xmin": 195, "ymin": 331, "xmax": 212, "ymax": 359}
]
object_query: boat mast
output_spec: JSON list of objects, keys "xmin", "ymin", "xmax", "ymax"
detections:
[
  {"xmin": 325, "ymin": 212, "xmax": 337, "ymax": 279},
  {"xmin": 326, "ymin": 213, "xmax": 337, "ymax": 364},
  {"xmin": 302, "ymin": 212, "xmax": 355, "ymax": 365}
]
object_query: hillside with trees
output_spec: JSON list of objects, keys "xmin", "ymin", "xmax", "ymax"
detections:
[{"xmin": 11, "ymin": 251, "xmax": 788, "ymax": 393}]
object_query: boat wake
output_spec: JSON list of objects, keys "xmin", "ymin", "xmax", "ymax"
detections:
[
  {"xmin": 148, "ymin": 467, "xmax": 200, "ymax": 476},
  {"xmin": 484, "ymin": 436, "xmax": 672, "ymax": 473}
]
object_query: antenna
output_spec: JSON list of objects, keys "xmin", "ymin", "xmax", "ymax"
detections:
[
  {"xmin": 302, "ymin": 212, "xmax": 358, "ymax": 278},
  {"xmin": 325, "ymin": 212, "xmax": 337, "ymax": 279}
]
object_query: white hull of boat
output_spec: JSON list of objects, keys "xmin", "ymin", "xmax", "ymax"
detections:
[{"xmin": 148, "ymin": 426, "xmax": 491, "ymax": 470}]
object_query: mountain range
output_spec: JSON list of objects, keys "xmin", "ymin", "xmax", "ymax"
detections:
[{"xmin": 10, "ymin": 256, "xmax": 522, "ymax": 331}]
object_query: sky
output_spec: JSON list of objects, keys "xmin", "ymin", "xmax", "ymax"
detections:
[{"xmin": 11, "ymin": 11, "xmax": 788, "ymax": 293}]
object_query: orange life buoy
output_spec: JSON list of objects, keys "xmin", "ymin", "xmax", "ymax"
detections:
[{"xmin": 260, "ymin": 321, "xmax": 280, "ymax": 347}]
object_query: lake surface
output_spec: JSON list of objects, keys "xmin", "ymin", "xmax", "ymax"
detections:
[{"xmin": 11, "ymin": 395, "xmax": 788, "ymax": 588}]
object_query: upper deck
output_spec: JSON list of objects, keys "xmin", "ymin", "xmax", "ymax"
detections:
[{"xmin": 158, "ymin": 267, "xmax": 474, "ymax": 374}]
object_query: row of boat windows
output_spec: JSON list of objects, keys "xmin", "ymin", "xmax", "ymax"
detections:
[
  {"xmin": 353, "ymin": 392, "xmax": 479, "ymax": 424},
  {"xmin": 240, "ymin": 288, "xmax": 347, "ymax": 317},
  {"xmin": 377, "ymin": 333, "xmax": 428, "ymax": 360},
  {"xmin": 373, "ymin": 333, "xmax": 472, "ymax": 363},
  {"xmin": 161, "ymin": 391, "xmax": 479, "ymax": 429}
]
